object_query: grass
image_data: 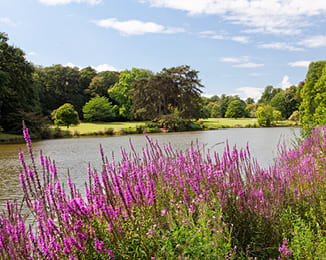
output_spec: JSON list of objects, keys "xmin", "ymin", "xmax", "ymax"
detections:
[
  {"xmin": 50, "ymin": 118, "xmax": 299, "ymax": 137},
  {"xmin": 50, "ymin": 121, "xmax": 147, "ymax": 135},
  {"xmin": 0, "ymin": 133, "xmax": 24, "ymax": 143},
  {"xmin": 202, "ymin": 118, "xmax": 258, "ymax": 128}
]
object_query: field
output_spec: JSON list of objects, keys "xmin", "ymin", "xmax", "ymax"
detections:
[
  {"xmin": 50, "ymin": 121, "xmax": 147, "ymax": 135},
  {"xmin": 51, "ymin": 118, "xmax": 298, "ymax": 136}
]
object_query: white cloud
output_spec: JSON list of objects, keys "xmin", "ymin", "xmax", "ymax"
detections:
[
  {"xmin": 65, "ymin": 62, "xmax": 80, "ymax": 68},
  {"xmin": 233, "ymin": 62, "xmax": 264, "ymax": 68},
  {"xmin": 0, "ymin": 17, "xmax": 16, "ymax": 26},
  {"xmin": 65, "ymin": 62, "xmax": 118, "ymax": 72},
  {"xmin": 92, "ymin": 64, "xmax": 118, "ymax": 72},
  {"xmin": 236, "ymin": 87, "xmax": 263, "ymax": 101},
  {"xmin": 278, "ymin": 75, "xmax": 292, "ymax": 90},
  {"xmin": 299, "ymin": 35, "xmax": 326, "ymax": 48},
  {"xmin": 258, "ymin": 42, "xmax": 303, "ymax": 51},
  {"xmin": 199, "ymin": 31, "xmax": 225, "ymax": 40},
  {"xmin": 220, "ymin": 56, "xmax": 249, "ymax": 63},
  {"xmin": 93, "ymin": 18, "xmax": 184, "ymax": 35},
  {"xmin": 231, "ymin": 36, "xmax": 249, "ymax": 44},
  {"xmin": 27, "ymin": 51, "xmax": 37, "ymax": 56},
  {"xmin": 144, "ymin": 0, "xmax": 326, "ymax": 35},
  {"xmin": 288, "ymin": 61, "xmax": 311, "ymax": 68},
  {"xmin": 39, "ymin": 0, "xmax": 101, "ymax": 5}
]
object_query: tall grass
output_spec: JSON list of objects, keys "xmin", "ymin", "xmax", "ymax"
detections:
[{"xmin": 0, "ymin": 124, "xmax": 325, "ymax": 259}]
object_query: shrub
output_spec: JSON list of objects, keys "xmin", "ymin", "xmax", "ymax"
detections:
[
  {"xmin": 1, "ymin": 124, "xmax": 325, "ymax": 259},
  {"xmin": 289, "ymin": 110, "xmax": 299, "ymax": 121},
  {"xmin": 257, "ymin": 105, "xmax": 274, "ymax": 126}
]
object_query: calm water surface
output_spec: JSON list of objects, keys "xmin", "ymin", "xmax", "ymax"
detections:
[{"xmin": 0, "ymin": 127, "xmax": 299, "ymax": 209}]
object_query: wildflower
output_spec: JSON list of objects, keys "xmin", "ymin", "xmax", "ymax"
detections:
[{"xmin": 161, "ymin": 209, "xmax": 167, "ymax": 216}]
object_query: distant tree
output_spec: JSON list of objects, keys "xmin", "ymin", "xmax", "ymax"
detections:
[
  {"xmin": 258, "ymin": 86, "xmax": 282, "ymax": 104},
  {"xmin": 109, "ymin": 68, "xmax": 152, "ymax": 120},
  {"xmin": 86, "ymin": 71, "xmax": 119, "ymax": 98},
  {"xmin": 220, "ymin": 94, "xmax": 234, "ymax": 118},
  {"xmin": 83, "ymin": 96, "xmax": 117, "ymax": 122},
  {"xmin": 271, "ymin": 91, "xmax": 286, "ymax": 117},
  {"xmin": 299, "ymin": 61, "xmax": 326, "ymax": 133},
  {"xmin": 225, "ymin": 99, "xmax": 247, "ymax": 118},
  {"xmin": 272, "ymin": 110, "xmax": 282, "ymax": 121},
  {"xmin": 283, "ymin": 85, "xmax": 300, "ymax": 119},
  {"xmin": 289, "ymin": 111, "xmax": 299, "ymax": 121},
  {"xmin": 210, "ymin": 103, "xmax": 222, "ymax": 118},
  {"xmin": 245, "ymin": 104, "xmax": 257, "ymax": 118},
  {"xmin": 54, "ymin": 103, "xmax": 79, "ymax": 128},
  {"xmin": 257, "ymin": 105, "xmax": 274, "ymax": 126},
  {"xmin": 246, "ymin": 97, "xmax": 255, "ymax": 105},
  {"xmin": 36, "ymin": 65, "xmax": 84, "ymax": 116},
  {"xmin": 80, "ymin": 66, "xmax": 97, "ymax": 100}
]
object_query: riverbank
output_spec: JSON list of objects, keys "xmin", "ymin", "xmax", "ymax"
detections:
[{"xmin": 0, "ymin": 118, "xmax": 299, "ymax": 144}]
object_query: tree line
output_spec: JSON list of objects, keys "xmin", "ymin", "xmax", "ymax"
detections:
[{"xmin": 0, "ymin": 32, "xmax": 325, "ymax": 136}]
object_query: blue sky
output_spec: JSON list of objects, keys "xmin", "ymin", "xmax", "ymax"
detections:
[{"xmin": 1, "ymin": 0, "xmax": 325, "ymax": 100}]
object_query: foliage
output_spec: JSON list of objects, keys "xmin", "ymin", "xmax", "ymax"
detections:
[
  {"xmin": 132, "ymin": 65, "xmax": 203, "ymax": 120},
  {"xmin": 245, "ymin": 104, "xmax": 257, "ymax": 118},
  {"xmin": 289, "ymin": 110, "xmax": 299, "ymax": 121},
  {"xmin": 83, "ymin": 96, "xmax": 117, "ymax": 122},
  {"xmin": 273, "ymin": 110, "xmax": 283, "ymax": 121},
  {"xmin": 0, "ymin": 32, "xmax": 41, "ymax": 133},
  {"xmin": 54, "ymin": 103, "xmax": 79, "ymax": 128},
  {"xmin": 257, "ymin": 105, "xmax": 274, "ymax": 126},
  {"xmin": 86, "ymin": 71, "xmax": 119, "ymax": 98},
  {"xmin": 108, "ymin": 68, "xmax": 152, "ymax": 120},
  {"xmin": 258, "ymin": 85, "xmax": 282, "ymax": 104},
  {"xmin": 35, "ymin": 65, "xmax": 85, "ymax": 117},
  {"xmin": 299, "ymin": 61, "xmax": 326, "ymax": 135},
  {"xmin": 225, "ymin": 99, "xmax": 247, "ymax": 118},
  {"xmin": 1, "ymin": 124, "xmax": 325, "ymax": 259}
]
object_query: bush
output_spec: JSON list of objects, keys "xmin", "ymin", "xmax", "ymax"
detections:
[
  {"xmin": 83, "ymin": 96, "xmax": 117, "ymax": 122},
  {"xmin": 1, "ymin": 125, "xmax": 325, "ymax": 259},
  {"xmin": 289, "ymin": 110, "xmax": 300, "ymax": 121},
  {"xmin": 257, "ymin": 105, "xmax": 274, "ymax": 126}
]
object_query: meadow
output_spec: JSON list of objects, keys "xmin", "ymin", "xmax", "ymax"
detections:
[{"xmin": 0, "ymin": 124, "xmax": 324, "ymax": 259}]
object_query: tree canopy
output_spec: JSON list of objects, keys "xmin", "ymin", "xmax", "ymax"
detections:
[
  {"xmin": 83, "ymin": 96, "xmax": 117, "ymax": 122},
  {"xmin": 54, "ymin": 103, "xmax": 79, "ymax": 128}
]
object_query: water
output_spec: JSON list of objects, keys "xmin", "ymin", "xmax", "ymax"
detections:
[{"xmin": 0, "ymin": 127, "xmax": 299, "ymax": 209}]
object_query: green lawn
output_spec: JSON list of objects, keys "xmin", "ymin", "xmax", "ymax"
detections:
[
  {"xmin": 50, "ymin": 121, "xmax": 147, "ymax": 135},
  {"xmin": 202, "ymin": 118, "xmax": 258, "ymax": 128},
  {"xmin": 0, "ymin": 132, "xmax": 24, "ymax": 143}
]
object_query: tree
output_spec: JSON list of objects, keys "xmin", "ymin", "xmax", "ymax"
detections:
[
  {"xmin": 272, "ymin": 110, "xmax": 282, "ymax": 122},
  {"xmin": 0, "ymin": 32, "xmax": 41, "ymax": 133},
  {"xmin": 246, "ymin": 97, "xmax": 255, "ymax": 105},
  {"xmin": 36, "ymin": 65, "xmax": 84, "ymax": 116},
  {"xmin": 108, "ymin": 68, "xmax": 153, "ymax": 120},
  {"xmin": 86, "ymin": 71, "xmax": 119, "ymax": 98},
  {"xmin": 83, "ymin": 96, "xmax": 117, "ymax": 122},
  {"xmin": 80, "ymin": 66, "xmax": 97, "ymax": 101},
  {"xmin": 225, "ymin": 99, "xmax": 247, "ymax": 118},
  {"xmin": 54, "ymin": 103, "xmax": 79, "ymax": 128},
  {"xmin": 299, "ymin": 61, "xmax": 326, "ymax": 133},
  {"xmin": 271, "ymin": 91, "xmax": 286, "ymax": 117},
  {"xmin": 258, "ymin": 85, "xmax": 282, "ymax": 104},
  {"xmin": 220, "ymin": 94, "xmax": 235, "ymax": 118},
  {"xmin": 256, "ymin": 105, "xmax": 274, "ymax": 126}
]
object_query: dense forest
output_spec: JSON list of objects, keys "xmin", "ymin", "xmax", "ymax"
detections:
[{"xmin": 1, "ymin": 32, "xmax": 325, "ymax": 136}]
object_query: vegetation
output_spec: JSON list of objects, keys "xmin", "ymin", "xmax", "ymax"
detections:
[
  {"xmin": 54, "ymin": 103, "xmax": 79, "ymax": 128},
  {"xmin": 0, "ymin": 124, "xmax": 325, "ymax": 258},
  {"xmin": 83, "ymin": 96, "xmax": 117, "ymax": 122},
  {"xmin": 299, "ymin": 61, "xmax": 326, "ymax": 135}
]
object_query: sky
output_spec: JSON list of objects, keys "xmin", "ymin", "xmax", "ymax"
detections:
[{"xmin": 0, "ymin": 0, "xmax": 325, "ymax": 100}]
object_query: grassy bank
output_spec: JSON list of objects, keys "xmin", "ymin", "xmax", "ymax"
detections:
[
  {"xmin": 52, "ymin": 118, "xmax": 298, "ymax": 136},
  {"xmin": 0, "ymin": 133, "xmax": 25, "ymax": 144}
]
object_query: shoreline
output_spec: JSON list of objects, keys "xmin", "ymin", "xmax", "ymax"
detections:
[{"xmin": 0, "ymin": 121, "xmax": 300, "ymax": 145}]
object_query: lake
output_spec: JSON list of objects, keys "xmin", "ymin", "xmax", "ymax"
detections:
[{"xmin": 0, "ymin": 127, "xmax": 299, "ymax": 209}]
